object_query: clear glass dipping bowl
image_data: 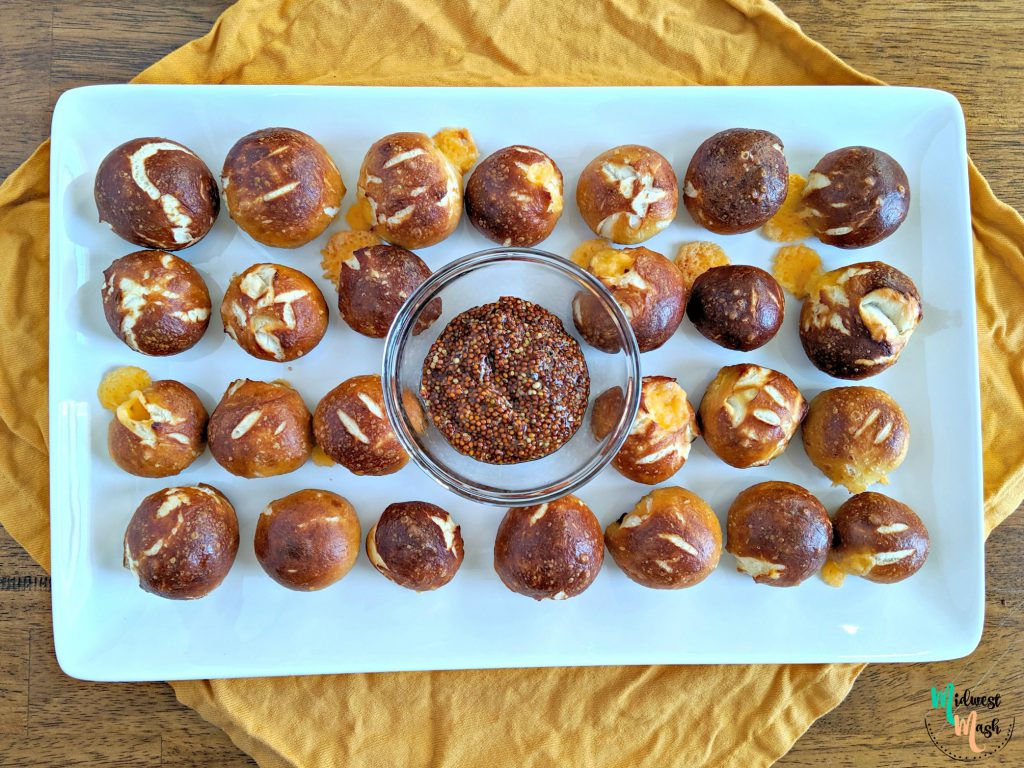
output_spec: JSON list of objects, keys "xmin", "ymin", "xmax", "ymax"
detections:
[{"xmin": 381, "ymin": 247, "xmax": 641, "ymax": 506}]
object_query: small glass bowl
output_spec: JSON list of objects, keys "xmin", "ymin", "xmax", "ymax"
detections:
[{"xmin": 381, "ymin": 247, "xmax": 641, "ymax": 506}]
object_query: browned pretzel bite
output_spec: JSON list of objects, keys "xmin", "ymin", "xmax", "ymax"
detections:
[
  {"xmin": 222, "ymin": 263, "xmax": 328, "ymax": 362},
  {"xmin": 255, "ymin": 489, "xmax": 361, "ymax": 591},
  {"xmin": 101, "ymin": 250, "xmax": 211, "ymax": 355},
  {"xmin": 314, "ymin": 374, "xmax": 417, "ymax": 476},
  {"xmin": 221, "ymin": 127, "xmax": 344, "ymax": 248},
  {"xmin": 367, "ymin": 502, "xmax": 464, "ymax": 591},
  {"xmin": 576, "ymin": 144, "xmax": 677, "ymax": 244},
  {"xmin": 687, "ymin": 265, "xmax": 784, "ymax": 351},
  {"xmin": 572, "ymin": 244, "xmax": 686, "ymax": 352},
  {"xmin": 799, "ymin": 261, "xmax": 922, "ymax": 379},
  {"xmin": 95, "ymin": 137, "xmax": 219, "ymax": 250},
  {"xmin": 725, "ymin": 482, "xmax": 831, "ymax": 587},
  {"xmin": 208, "ymin": 379, "xmax": 313, "ymax": 478},
  {"xmin": 123, "ymin": 484, "xmax": 238, "ymax": 600},
  {"xmin": 605, "ymin": 487, "xmax": 721, "ymax": 589},
  {"xmin": 799, "ymin": 146, "xmax": 909, "ymax": 248},
  {"xmin": 108, "ymin": 379, "xmax": 207, "ymax": 477},
  {"xmin": 827, "ymin": 492, "xmax": 929, "ymax": 584},
  {"xmin": 337, "ymin": 244, "xmax": 440, "ymax": 338},
  {"xmin": 465, "ymin": 145, "xmax": 563, "ymax": 246},
  {"xmin": 592, "ymin": 376, "xmax": 699, "ymax": 484},
  {"xmin": 802, "ymin": 386, "xmax": 910, "ymax": 493},
  {"xmin": 698, "ymin": 364, "xmax": 806, "ymax": 468},
  {"xmin": 356, "ymin": 132, "xmax": 462, "ymax": 249},
  {"xmin": 494, "ymin": 495, "xmax": 603, "ymax": 600},
  {"xmin": 683, "ymin": 128, "xmax": 788, "ymax": 234}
]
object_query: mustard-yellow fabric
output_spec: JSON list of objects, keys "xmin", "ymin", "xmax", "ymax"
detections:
[{"xmin": 1, "ymin": 1, "xmax": 1021, "ymax": 766}]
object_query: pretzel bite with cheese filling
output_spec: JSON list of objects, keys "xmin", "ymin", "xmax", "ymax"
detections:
[
  {"xmin": 465, "ymin": 145, "xmax": 563, "ymax": 246},
  {"xmin": 592, "ymin": 376, "xmax": 699, "ymax": 484},
  {"xmin": 571, "ymin": 244, "xmax": 686, "ymax": 353},
  {"xmin": 107, "ymin": 379, "xmax": 207, "ymax": 477},
  {"xmin": 799, "ymin": 261, "xmax": 922, "ymax": 379},
  {"xmin": 802, "ymin": 386, "xmax": 910, "ymax": 493},
  {"xmin": 826, "ymin": 492, "xmax": 929, "ymax": 585}
]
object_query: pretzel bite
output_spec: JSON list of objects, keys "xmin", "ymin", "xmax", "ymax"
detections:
[
  {"xmin": 222, "ymin": 263, "xmax": 328, "ymax": 362},
  {"xmin": 592, "ymin": 376, "xmax": 699, "ymax": 484},
  {"xmin": 576, "ymin": 145, "xmax": 678, "ymax": 244},
  {"xmin": 123, "ymin": 484, "xmax": 238, "ymax": 599},
  {"xmin": 799, "ymin": 146, "xmax": 909, "ymax": 248},
  {"xmin": 494, "ymin": 495, "xmax": 603, "ymax": 600},
  {"xmin": 221, "ymin": 127, "xmax": 344, "ymax": 248},
  {"xmin": 604, "ymin": 487, "xmax": 721, "ymax": 589},
  {"xmin": 687, "ymin": 265, "xmax": 784, "ymax": 351},
  {"xmin": 571, "ymin": 244, "xmax": 686, "ymax": 352},
  {"xmin": 337, "ymin": 244, "xmax": 441, "ymax": 338},
  {"xmin": 683, "ymin": 128, "xmax": 788, "ymax": 234},
  {"xmin": 108, "ymin": 379, "xmax": 207, "ymax": 477},
  {"xmin": 101, "ymin": 250, "xmax": 211, "ymax": 355},
  {"xmin": 94, "ymin": 137, "xmax": 219, "ymax": 250},
  {"xmin": 255, "ymin": 489, "xmax": 361, "ymax": 591},
  {"xmin": 802, "ymin": 386, "xmax": 909, "ymax": 493},
  {"xmin": 208, "ymin": 379, "xmax": 312, "ymax": 478},
  {"xmin": 827, "ymin": 492, "xmax": 929, "ymax": 585},
  {"xmin": 725, "ymin": 482, "xmax": 830, "ymax": 587},
  {"xmin": 465, "ymin": 145, "xmax": 563, "ymax": 246},
  {"xmin": 366, "ymin": 501, "xmax": 464, "ymax": 591},
  {"xmin": 356, "ymin": 132, "xmax": 462, "ymax": 249},
  {"xmin": 800, "ymin": 261, "xmax": 922, "ymax": 379},
  {"xmin": 313, "ymin": 374, "xmax": 414, "ymax": 476},
  {"xmin": 698, "ymin": 364, "xmax": 806, "ymax": 468}
]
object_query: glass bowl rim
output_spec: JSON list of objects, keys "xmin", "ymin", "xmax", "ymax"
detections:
[{"xmin": 381, "ymin": 246, "xmax": 642, "ymax": 507}]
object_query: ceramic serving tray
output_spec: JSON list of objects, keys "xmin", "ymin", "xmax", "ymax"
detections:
[{"xmin": 48, "ymin": 85, "xmax": 982, "ymax": 681}]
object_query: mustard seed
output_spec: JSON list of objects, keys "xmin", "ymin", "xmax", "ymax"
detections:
[{"xmin": 420, "ymin": 296, "xmax": 590, "ymax": 464}]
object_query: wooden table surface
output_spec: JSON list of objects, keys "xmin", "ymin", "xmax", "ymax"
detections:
[{"xmin": 1, "ymin": 1, "xmax": 1022, "ymax": 766}]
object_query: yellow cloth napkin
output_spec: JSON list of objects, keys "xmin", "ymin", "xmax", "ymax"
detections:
[{"xmin": 2, "ymin": 1, "xmax": 1022, "ymax": 766}]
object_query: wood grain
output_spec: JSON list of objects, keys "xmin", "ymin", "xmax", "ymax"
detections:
[{"xmin": 0, "ymin": 1, "xmax": 1022, "ymax": 766}]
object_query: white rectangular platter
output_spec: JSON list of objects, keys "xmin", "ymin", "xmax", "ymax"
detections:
[{"xmin": 49, "ymin": 85, "xmax": 982, "ymax": 681}]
